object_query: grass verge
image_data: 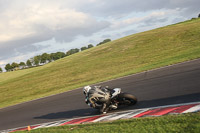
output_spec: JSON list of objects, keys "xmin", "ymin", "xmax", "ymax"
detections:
[
  {"xmin": 16, "ymin": 112, "xmax": 200, "ymax": 133},
  {"xmin": 0, "ymin": 18, "xmax": 200, "ymax": 108}
]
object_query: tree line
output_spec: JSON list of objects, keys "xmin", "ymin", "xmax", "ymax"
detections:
[{"xmin": 1, "ymin": 39, "xmax": 111, "ymax": 72}]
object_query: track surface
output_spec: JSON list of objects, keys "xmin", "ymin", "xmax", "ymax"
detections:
[{"xmin": 0, "ymin": 59, "xmax": 200, "ymax": 130}]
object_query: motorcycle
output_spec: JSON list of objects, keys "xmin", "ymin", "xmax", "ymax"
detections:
[{"xmin": 93, "ymin": 87, "xmax": 137, "ymax": 113}]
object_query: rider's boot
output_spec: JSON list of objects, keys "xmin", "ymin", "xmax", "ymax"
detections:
[
  {"xmin": 109, "ymin": 103, "xmax": 118, "ymax": 109},
  {"xmin": 100, "ymin": 103, "xmax": 109, "ymax": 114}
]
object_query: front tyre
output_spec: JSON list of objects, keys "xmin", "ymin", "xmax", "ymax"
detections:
[{"xmin": 119, "ymin": 93, "xmax": 137, "ymax": 105}]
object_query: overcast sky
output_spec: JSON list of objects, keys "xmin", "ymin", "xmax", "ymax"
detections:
[{"xmin": 0, "ymin": 0, "xmax": 199, "ymax": 70}]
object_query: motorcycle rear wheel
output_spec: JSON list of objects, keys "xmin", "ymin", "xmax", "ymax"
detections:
[{"xmin": 119, "ymin": 93, "xmax": 137, "ymax": 105}]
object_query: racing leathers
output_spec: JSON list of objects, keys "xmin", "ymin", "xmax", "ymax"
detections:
[{"xmin": 84, "ymin": 86, "xmax": 112, "ymax": 114}]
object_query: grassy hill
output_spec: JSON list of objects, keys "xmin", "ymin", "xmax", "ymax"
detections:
[{"xmin": 0, "ymin": 18, "xmax": 200, "ymax": 108}]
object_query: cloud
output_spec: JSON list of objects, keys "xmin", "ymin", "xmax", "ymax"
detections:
[
  {"xmin": 0, "ymin": 33, "xmax": 52, "ymax": 60},
  {"xmin": 110, "ymin": 11, "xmax": 168, "ymax": 30},
  {"xmin": 0, "ymin": 0, "xmax": 110, "ymax": 60},
  {"xmin": 0, "ymin": 61, "xmax": 7, "ymax": 66},
  {"xmin": 77, "ymin": 0, "xmax": 200, "ymax": 19},
  {"xmin": 0, "ymin": 1, "xmax": 110, "ymax": 42}
]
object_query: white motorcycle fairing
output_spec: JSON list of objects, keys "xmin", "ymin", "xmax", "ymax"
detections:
[{"xmin": 111, "ymin": 88, "xmax": 121, "ymax": 98}]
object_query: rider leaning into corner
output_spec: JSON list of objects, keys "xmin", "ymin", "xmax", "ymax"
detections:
[{"xmin": 83, "ymin": 85, "xmax": 118, "ymax": 114}]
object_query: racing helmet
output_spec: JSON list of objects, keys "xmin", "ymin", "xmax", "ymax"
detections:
[{"xmin": 83, "ymin": 85, "xmax": 91, "ymax": 95}]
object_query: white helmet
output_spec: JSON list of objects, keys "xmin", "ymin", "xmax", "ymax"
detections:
[{"xmin": 83, "ymin": 85, "xmax": 91, "ymax": 95}]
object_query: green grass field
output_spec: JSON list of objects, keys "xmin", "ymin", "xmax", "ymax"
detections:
[
  {"xmin": 16, "ymin": 112, "xmax": 200, "ymax": 133},
  {"xmin": 0, "ymin": 18, "xmax": 200, "ymax": 108}
]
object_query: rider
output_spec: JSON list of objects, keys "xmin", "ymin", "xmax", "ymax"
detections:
[{"xmin": 83, "ymin": 85, "xmax": 117, "ymax": 114}]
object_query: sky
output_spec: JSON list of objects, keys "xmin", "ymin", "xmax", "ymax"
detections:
[{"xmin": 0, "ymin": 0, "xmax": 199, "ymax": 71}]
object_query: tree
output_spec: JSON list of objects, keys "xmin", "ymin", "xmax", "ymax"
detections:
[
  {"xmin": 5, "ymin": 63, "xmax": 12, "ymax": 71},
  {"xmin": 41, "ymin": 53, "xmax": 50, "ymax": 64},
  {"xmin": 50, "ymin": 52, "xmax": 65, "ymax": 60},
  {"xmin": 198, "ymin": 13, "xmax": 200, "ymax": 18},
  {"xmin": 19, "ymin": 62, "xmax": 25, "ymax": 66},
  {"xmin": 88, "ymin": 44, "xmax": 94, "ymax": 49},
  {"xmin": 81, "ymin": 46, "xmax": 87, "ymax": 51},
  {"xmin": 33, "ymin": 56, "xmax": 40, "ymax": 66},
  {"xmin": 103, "ymin": 39, "xmax": 111, "ymax": 43},
  {"xmin": 59, "ymin": 52, "xmax": 66, "ymax": 58},
  {"xmin": 26, "ymin": 59, "xmax": 32, "ymax": 67},
  {"xmin": 74, "ymin": 48, "xmax": 80, "ymax": 53},
  {"xmin": 11, "ymin": 62, "xmax": 19, "ymax": 70},
  {"xmin": 0, "ymin": 67, "xmax": 2, "ymax": 73},
  {"xmin": 50, "ymin": 53, "xmax": 56, "ymax": 61},
  {"xmin": 70, "ymin": 48, "xmax": 79, "ymax": 54},
  {"xmin": 19, "ymin": 62, "xmax": 26, "ymax": 69},
  {"xmin": 47, "ymin": 54, "xmax": 52, "ymax": 62},
  {"xmin": 55, "ymin": 52, "xmax": 65, "ymax": 60},
  {"xmin": 66, "ymin": 48, "xmax": 79, "ymax": 56},
  {"xmin": 97, "ymin": 39, "xmax": 111, "ymax": 46}
]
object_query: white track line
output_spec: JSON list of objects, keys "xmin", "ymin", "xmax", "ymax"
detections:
[
  {"xmin": 92, "ymin": 114, "xmax": 117, "ymax": 122},
  {"xmin": 108, "ymin": 112, "xmax": 134, "ymax": 121},
  {"xmin": 183, "ymin": 104, "xmax": 200, "ymax": 113},
  {"xmin": 107, "ymin": 109, "xmax": 148, "ymax": 121}
]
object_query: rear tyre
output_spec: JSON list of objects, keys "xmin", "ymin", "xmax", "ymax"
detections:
[{"xmin": 119, "ymin": 93, "xmax": 137, "ymax": 105}]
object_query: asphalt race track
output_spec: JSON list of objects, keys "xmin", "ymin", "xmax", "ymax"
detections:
[{"xmin": 0, "ymin": 59, "xmax": 200, "ymax": 130}]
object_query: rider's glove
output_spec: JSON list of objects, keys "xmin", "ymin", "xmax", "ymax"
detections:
[
  {"xmin": 88, "ymin": 103, "xmax": 93, "ymax": 107},
  {"xmin": 85, "ymin": 97, "xmax": 89, "ymax": 104}
]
